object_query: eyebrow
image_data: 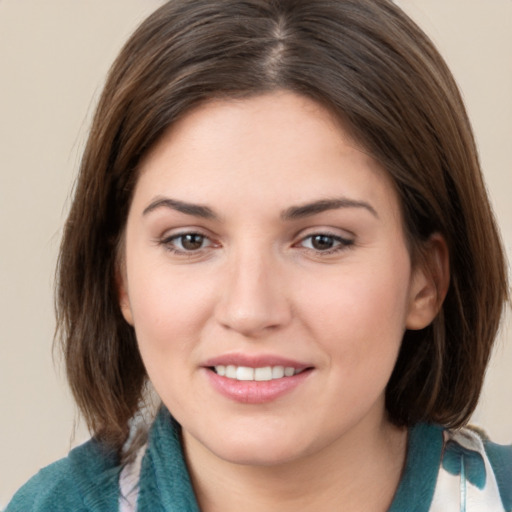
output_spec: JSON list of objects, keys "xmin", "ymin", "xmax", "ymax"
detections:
[
  {"xmin": 143, "ymin": 197, "xmax": 217, "ymax": 219},
  {"xmin": 281, "ymin": 198, "xmax": 378, "ymax": 220},
  {"xmin": 142, "ymin": 196, "xmax": 378, "ymax": 220}
]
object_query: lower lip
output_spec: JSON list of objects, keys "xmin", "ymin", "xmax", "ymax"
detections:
[{"xmin": 204, "ymin": 368, "xmax": 312, "ymax": 404}]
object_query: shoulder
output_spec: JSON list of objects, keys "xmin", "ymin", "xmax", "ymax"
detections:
[
  {"xmin": 439, "ymin": 426, "xmax": 512, "ymax": 511},
  {"xmin": 5, "ymin": 439, "xmax": 121, "ymax": 512},
  {"xmin": 481, "ymin": 432, "xmax": 512, "ymax": 511}
]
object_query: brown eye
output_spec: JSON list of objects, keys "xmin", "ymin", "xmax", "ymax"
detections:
[
  {"xmin": 299, "ymin": 233, "xmax": 354, "ymax": 253},
  {"xmin": 179, "ymin": 233, "xmax": 206, "ymax": 251},
  {"xmin": 310, "ymin": 235, "xmax": 336, "ymax": 251},
  {"xmin": 162, "ymin": 232, "xmax": 212, "ymax": 253}
]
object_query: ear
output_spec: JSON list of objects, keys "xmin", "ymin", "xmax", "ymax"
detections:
[
  {"xmin": 116, "ymin": 261, "xmax": 134, "ymax": 326},
  {"xmin": 406, "ymin": 233, "xmax": 450, "ymax": 330}
]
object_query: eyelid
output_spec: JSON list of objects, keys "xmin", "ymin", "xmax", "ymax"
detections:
[
  {"xmin": 162, "ymin": 230, "xmax": 209, "ymax": 242},
  {"xmin": 157, "ymin": 228, "xmax": 220, "ymax": 256},
  {"xmin": 293, "ymin": 229, "xmax": 355, "ymax": 255},
  {"xmin": 293, "ymin": 225, "xmax": 355, "ymax": 242},
  {"xmin": 159, "ymin": 225, "xmax": 214, "ymax": 242}
]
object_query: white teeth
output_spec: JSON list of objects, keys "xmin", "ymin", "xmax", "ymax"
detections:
[
  {"xmin": 272, "ymin": 366, "xmax": 285, "ymax": 379},
  {"xmin": 236, "ymin": 366, "xmax": 254, "ymax": 381},
  {"xmin": 226, "ymin": 365, "xmax": 237, "ymax": 379},
  {"xmin": 254, "ymin": 367, "xmax": 272, "ymax": 381},
  {"xmin": 213, "ymin": 364, "xmax": 303, "ymax": 381},
  {"xmin": 284, "ymin": 367, "xmax": 295, "ymax": 377}
]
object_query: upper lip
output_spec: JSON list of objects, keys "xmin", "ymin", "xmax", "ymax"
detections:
[{"xmin": 202, "ymin": 353, "xmax": 311, "ymax": 370}]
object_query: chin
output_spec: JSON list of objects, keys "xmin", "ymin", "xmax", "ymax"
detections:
[
  {"xmin": 186, "ymin": 420, "xmax": 324, "ymax": 468},
  {"xmin": 212, "ymin": 438, "xmax": 306, "ymax": 467}
]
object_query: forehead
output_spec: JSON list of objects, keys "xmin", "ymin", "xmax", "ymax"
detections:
[{"xmin": 133, "ymin": 91, "xmax": 401, "ymax": 221}]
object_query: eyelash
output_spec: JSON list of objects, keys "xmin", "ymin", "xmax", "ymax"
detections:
[
  {"xmin": 158, "ymin": 231, "xmax": 354, "ymax": 257},
  {"xmin": 159, "ymin": 232, "xmax": 214, "ymax": 256},
  {"xmin": 296, "ymin": 233, "xmax": 354, "ymax": 255}
]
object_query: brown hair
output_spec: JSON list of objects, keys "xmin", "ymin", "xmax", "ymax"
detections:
[{"xmin": 57, "ymin": 0, "xmax": 509, "ymax": 453}]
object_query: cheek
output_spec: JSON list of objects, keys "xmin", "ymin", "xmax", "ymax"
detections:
[
  {"xmin": 298, "ymin": 257, "xmax": 411, "ymax": 366},
  {"xmin": 304, "ymin": 265, "xmax": 410, "ymax": 327},
  {"xmin": 126, "ymin": 263, "xmax": 215, "ymax": 358},
  {"xmin": 128, "ymin": 271, "xmax": 213, "ymax": 414}
]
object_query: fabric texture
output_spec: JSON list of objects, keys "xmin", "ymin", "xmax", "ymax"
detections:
[
  {"xmin": 5, "ymin": 438, "xmax": 120, "ymax": 512},
  {"xmin": 6, "ymin": 407, "xmax": 512, "ymax": 511}
]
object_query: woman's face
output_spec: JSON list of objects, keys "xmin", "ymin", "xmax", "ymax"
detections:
[{"xmin": 119, "ymin": 91, "xmax": 434, "ymax": 466}]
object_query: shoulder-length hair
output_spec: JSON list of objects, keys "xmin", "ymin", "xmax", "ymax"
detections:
[{"xmin": 57, "ymin": 0, "xmax": 509, "ymax": 453}]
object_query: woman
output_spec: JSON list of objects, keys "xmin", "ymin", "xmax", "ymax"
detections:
[{"xmin": 7, "ymin": 0, "xmax": 510, "ymax": 510}]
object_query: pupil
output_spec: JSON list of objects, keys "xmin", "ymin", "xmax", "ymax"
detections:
[
  {"xmin": 182, "ymin": 234, "xmax": 203, "ymax": 250},
  {"xmin": 312, "ymin": 235, "xmax": 334, "ymax": 250}
]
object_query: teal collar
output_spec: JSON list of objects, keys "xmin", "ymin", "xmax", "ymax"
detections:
[
  {"xmin": 137, "ymin": 408, "xmax": 200, "ymax": 511},
  {"xmin": 388, "ymin": 422, "xmax": 444, "ymax": 512}
]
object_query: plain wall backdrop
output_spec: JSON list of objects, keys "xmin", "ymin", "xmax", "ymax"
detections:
[{"xmin": 1, "ymin": 0, "xmax": 511, "ymax": 506}]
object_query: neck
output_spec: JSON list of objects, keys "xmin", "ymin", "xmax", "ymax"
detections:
[{"xmin": 183, "ymin": 416, "xmax": 408, "ymax": 512}]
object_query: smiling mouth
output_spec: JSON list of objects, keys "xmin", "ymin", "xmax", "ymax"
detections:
[{"xmin": 211, "ymin": 365, "xmax": 307, "ymax": 381}]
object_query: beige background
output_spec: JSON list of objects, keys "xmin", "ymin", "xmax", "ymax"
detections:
[{"xmin": 0, "ymin": 0, "xmax": 511, "ymax": 506}]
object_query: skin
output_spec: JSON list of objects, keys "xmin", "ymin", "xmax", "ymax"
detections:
[{"xmin": 119, "ymin": 91, "xmax": 447, "ymax": 512}]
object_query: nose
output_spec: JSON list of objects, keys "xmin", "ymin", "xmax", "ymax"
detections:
[{"xmin": 215, "ymin": 249, "xmax": 292, "ymax": 338}]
